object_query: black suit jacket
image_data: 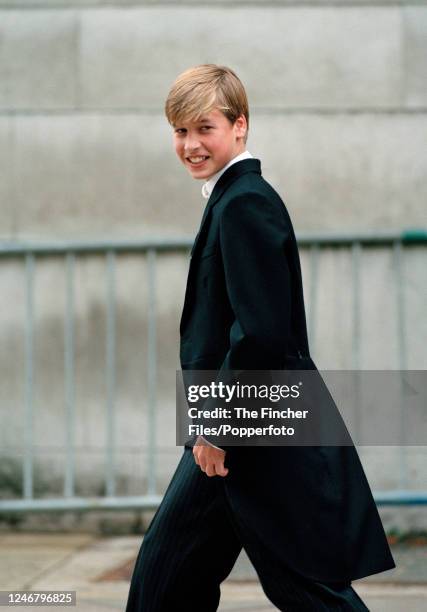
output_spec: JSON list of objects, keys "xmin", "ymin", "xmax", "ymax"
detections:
[{"xmin": 179, "ymin": 158, "xmax": 395, "ymax": 582}]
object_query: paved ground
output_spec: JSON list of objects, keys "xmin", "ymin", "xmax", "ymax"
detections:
[{"xmin": 0, "ymin": 534, "xmax": 426, "ymax": 611}]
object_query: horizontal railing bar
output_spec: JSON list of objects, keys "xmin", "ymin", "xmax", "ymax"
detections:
[
  {"xmin": 0, "ymin": 495, "xmax": 163, "ymax": 513},
  {"xmin": 0, "ymin": 238, "xmax": 194, "ymax": 256},
  {"xmin": 0, "ymin": 491, "xmax": 426, "ymax": 514},
  {"xmin": 0, "ymin": 229, "xmax": 426, "ymax": 257},
  {"xmin": 375, "ymin": 490, "xmax": 427, "ymax": 506}
]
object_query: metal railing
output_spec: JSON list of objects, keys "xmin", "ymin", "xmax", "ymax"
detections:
[{"xmin": 0, "ymin": 229, "xmax": 426, "ymax": 514}]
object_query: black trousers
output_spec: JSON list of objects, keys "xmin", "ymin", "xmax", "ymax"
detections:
[{"xmin": 126, "ymin": 448, "xmax": 369, "ymax": 611}]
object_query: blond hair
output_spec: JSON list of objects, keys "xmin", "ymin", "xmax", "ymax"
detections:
[{"xmin": 165, "ymin": 64, "xmax": 249, "ymax": 143}]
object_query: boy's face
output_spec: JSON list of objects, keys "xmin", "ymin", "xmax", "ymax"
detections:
[{"xmin": 173, "ymin": 108, "xmax": 247, "ymax": 180}]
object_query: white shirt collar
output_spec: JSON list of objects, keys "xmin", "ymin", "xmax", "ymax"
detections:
[{"xmin": 201, "ymin": 150, "xmax": 254, "ymax": 200}]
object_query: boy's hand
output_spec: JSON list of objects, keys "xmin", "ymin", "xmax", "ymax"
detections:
[{"xmin": 193, "ymin": 437, "xmax": 229, "ymax": 477}]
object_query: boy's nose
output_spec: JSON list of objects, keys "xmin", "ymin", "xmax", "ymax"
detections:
[{"xmin": 184, "ymin": 135, "xmax": 201, "ymax": 152}]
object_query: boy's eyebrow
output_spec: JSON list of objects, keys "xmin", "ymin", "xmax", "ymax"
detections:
[{"xmin": 172, "ymin": 116, "xmax": 215, "ymax": 128}]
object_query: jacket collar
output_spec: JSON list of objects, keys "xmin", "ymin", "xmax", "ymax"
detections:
[
  {"xmin": 190, "ymin": 158, "xmax": 262, "ymax": 257},
  {"xmin": 202, "ymin": 150, "xmax": 254, "ymax": 199},
  {"xmin": 206, "ymin": 158, "xmax": 261, "ymax": 209}
]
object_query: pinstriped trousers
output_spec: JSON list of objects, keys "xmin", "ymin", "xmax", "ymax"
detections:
[{"xmin": 125, "ymin": 448, "xmax": 369, "ymax": 611}]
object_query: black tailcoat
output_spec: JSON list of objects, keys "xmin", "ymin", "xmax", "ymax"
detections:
[{"xmin": 179, "ymin": 158, "xmax": 395, "ymax": 583}]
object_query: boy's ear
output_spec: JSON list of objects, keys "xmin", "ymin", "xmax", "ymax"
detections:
[{"xmin": 234, "ymin": 114, "xmax": 247, "ymax": 139}]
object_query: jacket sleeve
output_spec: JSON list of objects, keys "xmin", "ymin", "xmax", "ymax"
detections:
[
  {"xmin": 218, "ymin": 191, "xmax": 292, "ymax": 370},
  {"xmin": 196, "ymin": 191, "xmax": 293, "ymax": 447}
]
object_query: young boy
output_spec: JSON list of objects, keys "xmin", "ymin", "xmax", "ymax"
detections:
[{"xmin": 126, "ymin": 64, "xmax": 395, "ymax": 611}]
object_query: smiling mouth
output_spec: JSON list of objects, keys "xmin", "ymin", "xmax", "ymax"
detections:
[{"xmin": 186, "ymin": 156, "xmax": 210, "ymax": 165}]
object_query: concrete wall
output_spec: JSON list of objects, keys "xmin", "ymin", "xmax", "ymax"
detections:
[
  {"xmin": 0, "ymin": 3, "xmax": 426, "ymax": 238},
  {"xmin": 0, "ymin": 1, "xmax": 426, "ymax": 522}
]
